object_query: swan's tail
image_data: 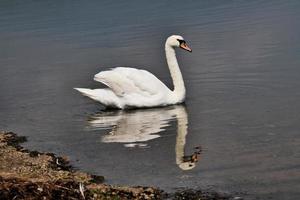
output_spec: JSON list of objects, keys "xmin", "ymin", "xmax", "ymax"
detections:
[
  {"xmin": 74, "ymin": 88, "xmax": 95, "ymax": 98},
  {"xmin": 74, "ymin": 88, "xmax": 122, "ymax": 108}
]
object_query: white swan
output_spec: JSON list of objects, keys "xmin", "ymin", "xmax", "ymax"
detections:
[{"xmin": 74, "ymin": 35, "xmax": 192, "ymax": 109}]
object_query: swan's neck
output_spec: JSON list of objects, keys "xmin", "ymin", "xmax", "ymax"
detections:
[{"xmin": 165, "ymin": 45, "xmax": 186, "ymax": 102}]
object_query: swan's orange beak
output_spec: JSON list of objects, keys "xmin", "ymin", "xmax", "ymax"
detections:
[{"xmin": 180, "ymin": 43, "xmax": 192, "ymax": 52}]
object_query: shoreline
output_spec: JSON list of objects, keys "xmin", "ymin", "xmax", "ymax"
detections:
[{"xmin": 0, "ymin": 131, "xmax": 235, "ymax": 200}]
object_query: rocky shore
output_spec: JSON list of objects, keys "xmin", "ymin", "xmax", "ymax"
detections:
[{"xmin": 0, "ymin": 131, "xmax": 234, "ymax": 200}]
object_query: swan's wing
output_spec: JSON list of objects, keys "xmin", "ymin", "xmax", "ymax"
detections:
[{"xmin": 94, "ymin": 67, "xmax": 169, "ymax": 97}]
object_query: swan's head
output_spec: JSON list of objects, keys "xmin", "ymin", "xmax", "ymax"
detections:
[{"xmin": 166, "ymin": 35, "xmax": 192, "ymax": 52}]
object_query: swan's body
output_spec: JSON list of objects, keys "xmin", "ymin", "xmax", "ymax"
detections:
[{"xmin": 75, "ymin": 35, "xmax": 192, "ymax": 109}]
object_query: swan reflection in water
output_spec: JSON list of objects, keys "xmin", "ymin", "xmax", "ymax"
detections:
[{"xmin": 88, "ymin": 105, "xmax": 201, "ymax": 170}]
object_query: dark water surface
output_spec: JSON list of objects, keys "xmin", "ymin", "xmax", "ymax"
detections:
[{"xmin": 1, "ymin": 1, "xmax": 300, "ymax": 199}]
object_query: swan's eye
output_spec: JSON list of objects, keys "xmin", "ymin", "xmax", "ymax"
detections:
[{"xmin": 177, "ymin": 39, "xmax": 186, "ymax": 44}]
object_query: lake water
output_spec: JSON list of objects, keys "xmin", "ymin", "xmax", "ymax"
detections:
[{"xmin": 1, "ymin": 1, "xmax": 300, "ymax": 199}]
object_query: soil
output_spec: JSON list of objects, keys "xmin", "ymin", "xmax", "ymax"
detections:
[{"xmin": 0, "ymin": 131, "xmax": 236, "ymax": 200}]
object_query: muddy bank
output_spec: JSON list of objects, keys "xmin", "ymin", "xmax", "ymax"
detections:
[{"xmin": 0, "ymin": 131, "xmax": 235, "ymax": 200}]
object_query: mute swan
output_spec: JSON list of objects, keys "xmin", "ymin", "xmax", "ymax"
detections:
[{"xmin": 74, "ymin": 35, "xmax": 192, "ymax": 109}]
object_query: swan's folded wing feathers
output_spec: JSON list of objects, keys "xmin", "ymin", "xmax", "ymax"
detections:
[
  {"xmin": 112, "ymin": 67, "xmax": 167, "ymax": 95},
  {"xmin": 94, "ymin": 67, "xmax": 168, "ymax": 97},
  {"xmin": 94, "ymin": 70, "xmax": 139, "ymax": 96}
]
